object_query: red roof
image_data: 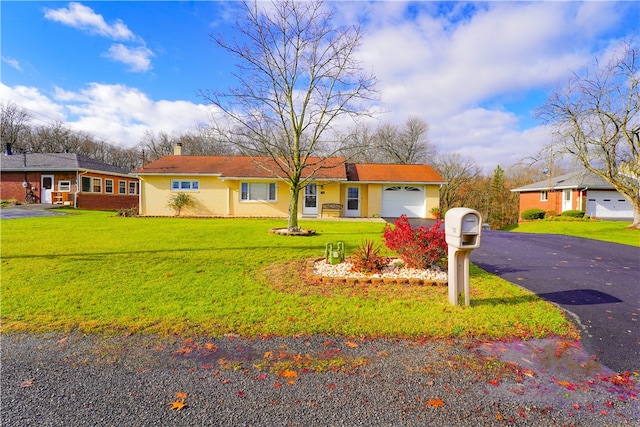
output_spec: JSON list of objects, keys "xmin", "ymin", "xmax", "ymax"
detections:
[
  {"xmin": 136, "ymin": 155, "xmax": 445, "ymax": 183},
  {"xmin": 346, "ymin": 163, "xmax": 444, "ymax": 183},
  {"xmin": 135, "ymin": 156, "xmax": 347, "ymax": 180}
]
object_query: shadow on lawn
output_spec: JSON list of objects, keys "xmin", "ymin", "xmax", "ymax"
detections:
[
  {"xmin": 472, "ymin": 289, "xmax": 622, "ymax": 307},
  {"xmin": 2, "ymin": 245, "xmax": 328, "ymax": 260}
]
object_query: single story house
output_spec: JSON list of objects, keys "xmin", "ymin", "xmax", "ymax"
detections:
[
  {"xmin": 134, "ymin": 149, "xmax": 445, "ymax": 219},
  {"xmin": 1, "ymin": 151, "xmax": 139, "ymax": 210},
  {"xmin": 511, "ymin": 170, "xmax": 633, "ymax": 220}
]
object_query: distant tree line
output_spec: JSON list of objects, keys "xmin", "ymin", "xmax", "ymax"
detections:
[{"xmin": 2, "ymin": 100, "xmax": 546, "ymax": 227}]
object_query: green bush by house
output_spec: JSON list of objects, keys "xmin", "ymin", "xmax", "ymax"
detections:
[
  {"xmin": 561, "ymin": 210, "xmax": 585, "ymax": 218},
  {"xmin": 521, "ymin": 208, "xmax": 545, "ymax": 220}
]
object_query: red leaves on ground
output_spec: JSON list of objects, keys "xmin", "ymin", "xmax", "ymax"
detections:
[
  {"xmin": 425, "ymin": 397, "xmax": 445, "ymax": 408},
  {"xmin": 168, "ymin": 392, "xmax": 187, "ymax": 411}
]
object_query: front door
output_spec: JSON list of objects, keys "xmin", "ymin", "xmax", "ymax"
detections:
[
  {"xmin": 345, "ymin": 186, "xmax": 360, "ymax": 217},
  {"xmin": 303, "ymin": 183, "xmax": 318, "ymax": 216},
  {"xmin": 41, "ymin": 175, "xmax": 54, "ymax": 204},
  {"xmin": 562, "ymin": 189, "xmax": 572, "ymax": 212}
]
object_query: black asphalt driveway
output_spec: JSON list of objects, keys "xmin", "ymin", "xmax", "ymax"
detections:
[{"xmin": 470, "ymin": 230, "xmax": 640, "ymax": 373}]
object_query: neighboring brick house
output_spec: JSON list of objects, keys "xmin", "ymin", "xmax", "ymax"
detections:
[
  {"xmin": 1, "ymin": 151, "xmax": 139, "ymax": 210},
  {"xmin": 134, "ymin": 149, "xmax": 445, "ymax": 219},
  {"xmin": 511, "ymin": 170, "xmax": 633, "ymax": 220}
]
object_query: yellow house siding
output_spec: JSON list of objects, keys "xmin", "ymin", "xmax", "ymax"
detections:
[
  {"xmin": 229, "ymin": 180, "xmax": 290, "ymax": 217},
  {"xmin": 140, "ymin": 175, "xmax": 229, "ymax": 216},
  {"xmin": 315, "ymin": 181, "xmax": 343, "ymax": 217},
  {"xmin": 426, "ymin": 184, "xmax": 440, "ymax": 218},
  {"xmin": 367, "ymin": 183, "xmax": 383, "ymax": 218}
]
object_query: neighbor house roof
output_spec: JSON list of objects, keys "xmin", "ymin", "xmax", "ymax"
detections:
[
  {"xmin": 0, "ymin": 153, "xmax": 132, "ymax": 176},
  {"xmin": 511, "ymin": 170, "xmax": 615, "ymax": 192},
  {"xmin": 135, "ymin": 156, "xmax": 348, "ymax": 180},
  {"xmin": 345, "ymin": 163, "xmax": 445, "ymax": 184}
]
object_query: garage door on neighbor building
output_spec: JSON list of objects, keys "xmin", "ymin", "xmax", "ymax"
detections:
[
  {"xmin": 586, "ymin": 190, "xmax": 633, "ymax": 219},
  {"xmin": 381, "ymin": 185, "xmax": 426, "ymax": 217}
]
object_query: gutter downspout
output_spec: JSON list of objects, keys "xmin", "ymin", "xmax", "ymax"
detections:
[{"xmin": 75, "ymin": 170, "xmax": 88, "ymax": 209}]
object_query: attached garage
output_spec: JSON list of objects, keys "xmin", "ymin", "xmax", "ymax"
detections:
[
  {"xmin": 381, "ymin": 185, "xmax": 426, "ymax": 218},
  {"xmin": 586, "ymin": 190, "xmax": 633, "ymax": 219}
]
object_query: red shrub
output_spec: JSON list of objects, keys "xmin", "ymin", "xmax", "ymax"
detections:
[{"xmin": 382, "ymin": 215, "xmax": 447, "ymax": 269}]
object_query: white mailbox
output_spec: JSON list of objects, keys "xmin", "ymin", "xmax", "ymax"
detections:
[
  {"xmin": 444, "ymin": 208, "xmax": 482, "ymax": 306},
  {"xmin": 445, "ymin": 208, "xmax": 481, "ymax": 249}
]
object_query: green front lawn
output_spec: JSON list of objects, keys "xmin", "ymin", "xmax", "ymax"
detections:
[
  {"xmin": 1, "ymin": 211, "xmax": 577, "ymax": 339},
  {"xmin": 506, "ymin": 220, "xmax": 639, "ymax": 247}
]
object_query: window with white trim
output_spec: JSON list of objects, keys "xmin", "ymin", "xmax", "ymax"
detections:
[
  {"xmin": 171, "ymin": 180, "xmax": 199, "ymax": 192},
  {"xmin": 105, "ymin": 179, "xmax": 114, "ymax": 194},
  {"xmin": 58, "ymin": 181, "xmax": 71, "ymax": 192},
  {"xmin": 81, "ymin": 177, "xmax": 102, "ymax": 193},
  {"xmin": 240, "ymin": 182, "xmax": 277, "ymax": 201},
  {"xmin": 119, "ymin": 180, "xmax": 127, "ymax": 194},
  {"xmin": 129, "ymin": 181, "xmax": 138, "ymax": 195},
  {"xmin": 540, "ymin": 190, "xmax": 548, "ymax": 201}
]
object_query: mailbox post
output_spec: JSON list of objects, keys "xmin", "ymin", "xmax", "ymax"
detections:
[{"xmin": 444, "ymin": 208, "xmax": 482, "ymax": 306}]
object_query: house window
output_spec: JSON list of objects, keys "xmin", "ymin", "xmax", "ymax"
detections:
[
  {"xmin": 81, "ymin": 177, "xmax": 102, "ymax": 193},
  {"xmin": 105, "ymin": 179, "xmax": 114, "ymax": 194},
  {"xmin": 240, "ymin": 182, "xmax": 277, "ymax": 201},
  {"xmin": 129, "ymin": 181, "xmax": 138, "ymax": 195},
  {"xmin": 171, "ymin": 180, "xmax": 199, "ymax": 191},
  {"xmin": 540, "ymin": 190, "xmax": 548, "ymax": 201},
  {"xmin": 119, "ymin": 181, "xmax": 127, "ymax": 194},
  {"xmin": 404, "ymin": 186, "xmax": 421, "ymax": 192},
  {"xmin": 58, "ymin": 181, "xmax": 71, "ymax": 192}
]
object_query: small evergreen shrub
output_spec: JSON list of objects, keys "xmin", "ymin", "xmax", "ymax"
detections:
[
  {"xmin": 350, "ymin": 240, "xmax": 387, "ymax": 274},
  {"xmin": 383, "ymin": 215, "xmax": 447, "ymax": 269},
  {"xmin": 561, "ymin": 210, "xmax": 585, "ymax": 218},
  {"xmin": 521, "ymin": 208, "xmax": 545, "ymax": 220},
  {"xmin": 168, "ymin": 192, "xmax": 195, "ymax": 216}
]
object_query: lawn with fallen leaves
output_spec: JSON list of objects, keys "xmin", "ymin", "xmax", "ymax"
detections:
[{"xmin": 1, "ymin": 210, "xmax": 577, "ymax": 339}]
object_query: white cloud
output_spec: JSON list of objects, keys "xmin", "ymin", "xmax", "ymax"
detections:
[
  {"xmin": 102, "ymin": 44, "xmax": 154, "ymax": 73},
  {"xmin": 2, "ymin": 82, "xmax": 211, "ymax": 146},
  {"xmin": 2, "ymin": 56, "xmax": 22, "ymax": 72},
  {"xmin": 339, "ymin": 1, "xmax": 630, "ymax": 171},
  {"xmin": 0, "ymin": 83, "xmax": 66, "ymax": 123},
  {"xmin": 43, "ymin": 2, "xmax": 135, "ymax": 41},
  {"xmin": 43, "ymin": 2, "xmax": 153, "ymax": 72}
]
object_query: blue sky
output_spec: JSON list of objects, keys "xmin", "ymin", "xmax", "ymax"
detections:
[{"xmin": 2, "ymin": 1, "xmax": 638, "ymax": 172}]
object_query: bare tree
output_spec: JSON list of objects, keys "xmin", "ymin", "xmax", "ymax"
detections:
[
  {"xmin": 1, "ymin": 101, "xmax": 32, "ymax": 151},
  {"xmin": 537, "ymin": 41, "xmax": 640, "ymax": 228},
  {"xmin": 200, "ymin": 0, "xmax": 378, "ymax": 230},
  {"xmin": 375, "ymin": 116, "xmax": 435, "ymax": 164},
  {"xmin": 432, "ymin": 153, "xmax": 481, "ymax": 213}
]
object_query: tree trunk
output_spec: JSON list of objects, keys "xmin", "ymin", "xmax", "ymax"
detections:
[
  {"xmin": 631, "ymin": 203, "xmax": 640, "ymax": 230},
  {"xmin": 288, "ymin": 184, "xmax": 300, "ymax": 231}
]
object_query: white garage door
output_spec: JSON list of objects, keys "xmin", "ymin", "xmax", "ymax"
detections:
[
  {"xmin": 381, "ymin": 185, "xmax": 426, "ymax": 218},
  {"xmin": 586, "ymin": 190, "xmax": 633, "ymax": 219}
]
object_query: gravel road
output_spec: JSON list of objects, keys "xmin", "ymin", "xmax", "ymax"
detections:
[{"xmin": 2, "ymin": 333, "xmax": 638, "ymax": 426}]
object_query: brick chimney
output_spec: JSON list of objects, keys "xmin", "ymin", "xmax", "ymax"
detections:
[{"xmin": 173, "ymin": 142, "xmax": 182, "ymax": 156}]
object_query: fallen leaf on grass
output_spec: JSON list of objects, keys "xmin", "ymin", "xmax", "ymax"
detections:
[
  {"xmin": 425, "ymin": 398, "xmax": 445, "ymax": 408},
  {"xmin": 279, "ymin": 370, "xmax": 298, "ymax": 378}
]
